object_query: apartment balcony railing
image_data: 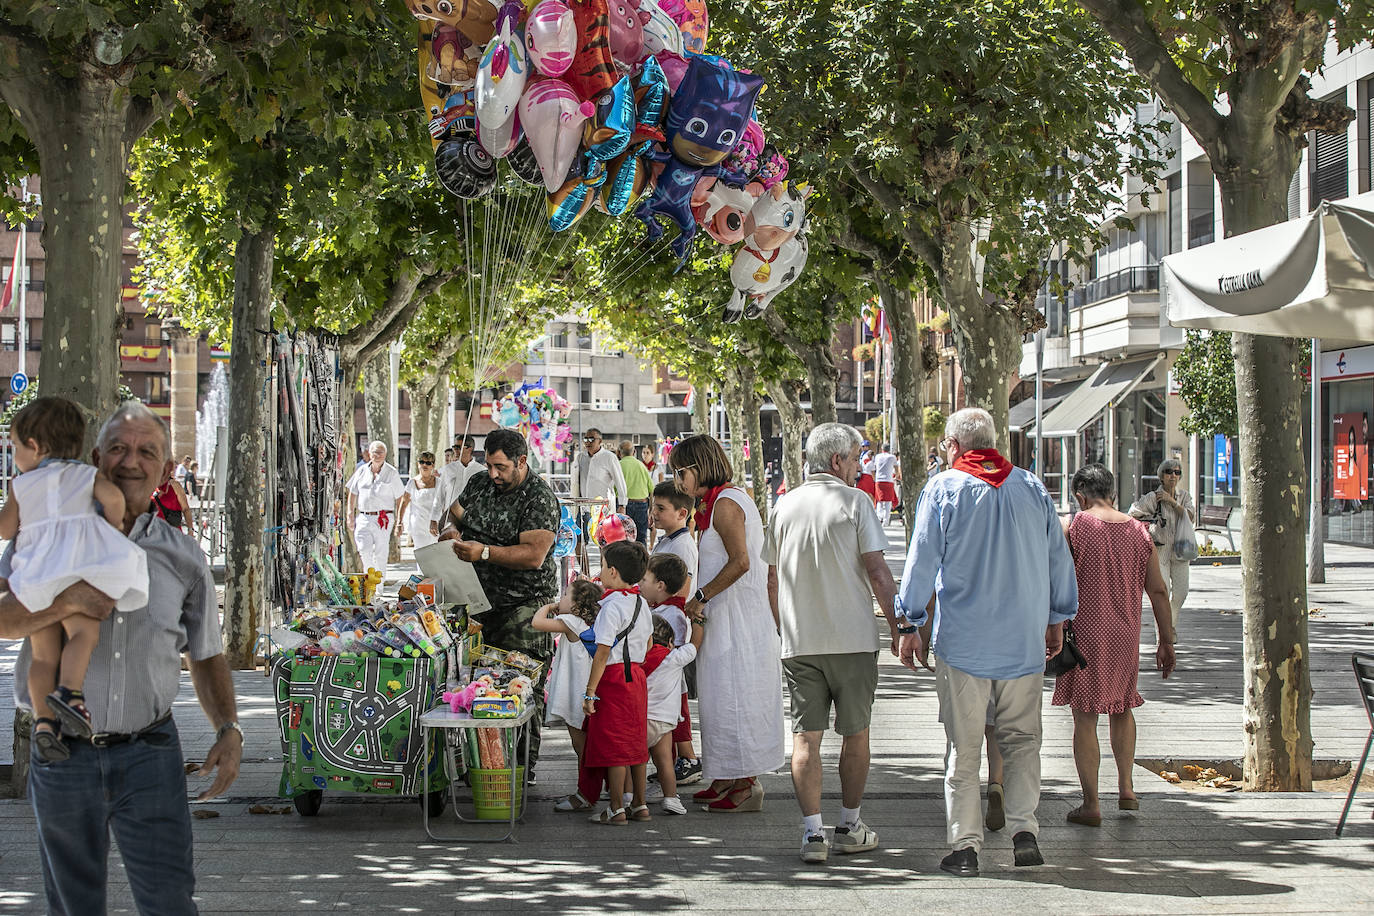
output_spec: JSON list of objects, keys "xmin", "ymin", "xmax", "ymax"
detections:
[{"xmin": 1069, "ymin": 265, "xmax": 1159, "ymax": 309}]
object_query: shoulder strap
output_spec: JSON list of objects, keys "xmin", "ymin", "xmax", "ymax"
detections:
[{"xmin": 614, "ymin": 596, "xmax": 643, "ymax": 682}]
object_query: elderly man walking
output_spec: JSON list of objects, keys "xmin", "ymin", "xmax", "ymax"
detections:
[
  {"xmin": 897, "ymin": 408, "xmax": 1077, "ymax": 876},
  {"xmin": 346, "ymin": 440, "xmax": 405, "ymax": 578},
  {"xmin": 0, "ymin": 401, "xmax": 242, "ymax": 914},
  {"xmin": 764, "ymin": 423, "xmax": 900, "ymax": 863}
]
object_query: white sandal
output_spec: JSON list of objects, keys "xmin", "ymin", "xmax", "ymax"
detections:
[
  {"xmin": 589, "ymin": 806, "xmax": 628, "ymax": 826},
  {"xmin": 554, "ymin": 792, "xmax": 591, "ymax": 813},
  {"xmin": 629, "ymin": 804, "xmax": 652, "ymax": 822}
]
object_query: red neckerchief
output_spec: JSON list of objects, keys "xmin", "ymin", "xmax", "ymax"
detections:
[
  {"xmin": 694, "ymin": 484, "xmax": 731, "ymax": 531},
  {"xmin": 643, "ymin": 459, "xmax": 655, "ymax": 472},
  {"xmin": 642, "ymin": 643, "xmax": 671, "ymax": 677},
  {"xmin": 601, "ymin": 585, "xmax": 640, "ymax": 600},
  {"xmin": 377, "ymin": 509, "xmax": 391, "ymax": 529},
  {"xmin": 952, "ymin": 449, "xmax": 1015, "ymax": 488},
  {"xmin": 658, "ymin": 595, "xmax": 687, "ymax": 610}
]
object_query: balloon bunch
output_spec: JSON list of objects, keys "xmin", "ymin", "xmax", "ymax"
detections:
[
  {"xmin": 405, "ymin": 0, "xmax": 813, "ymax": 322},
  {"xmin": 493, "ymin": 380, "xmax": 575, "ymax": 463}
]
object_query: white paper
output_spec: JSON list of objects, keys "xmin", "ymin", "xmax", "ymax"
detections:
[{"xmin": 414, "ymin": 542, "xmax": 493, "ymax": 616}]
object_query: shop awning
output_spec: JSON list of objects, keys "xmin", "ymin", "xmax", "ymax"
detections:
[
  {"xmin": 1008, "ymin": 378, "xmax": 1084, "ymax": 433},
  {"xmin": 1161, "ymin": 191, "xmax": 1374, "ymax": 341},
  {"xmin": 1029, "ymin": 355, "xmax": 1162, "ymax": 438}
]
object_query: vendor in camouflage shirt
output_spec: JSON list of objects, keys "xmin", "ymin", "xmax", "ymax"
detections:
[{"xmin": 439, "ymin": 427, "xmax": 559, "ymax": 775}]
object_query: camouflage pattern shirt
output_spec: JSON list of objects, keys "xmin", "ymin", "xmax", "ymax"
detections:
[{"xmin": 458, "ymin": 468, "xmax": 560, "ymax": 610}]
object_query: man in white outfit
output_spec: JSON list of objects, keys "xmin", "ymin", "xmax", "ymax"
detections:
[
  {"xmin": 571, "ymin": 427, "xmax": 626, "ymax": 568},
  {"xmin": 346, "ymin": 441, "xmax": 406, "ymax": 577},
  {"xmin": 872, "ymin": 444, "xmax": 899, "ymax": 526},
  {"xmin": 430, "ymin": 435, "xmax": 485, "ymax": 536}
]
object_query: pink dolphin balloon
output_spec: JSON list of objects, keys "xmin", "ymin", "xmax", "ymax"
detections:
[
  {"xmin": 526, "ymin": 0, "xmax": 577, "ymax": 77},
  {"xmin": 518, "ymin": 79, "xmax": 595, "ymax": 192}
]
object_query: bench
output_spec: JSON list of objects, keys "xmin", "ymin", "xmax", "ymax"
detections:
[{"xmin": 1194, "ymin": 504, "xmax": 1236, "ymax": 551}]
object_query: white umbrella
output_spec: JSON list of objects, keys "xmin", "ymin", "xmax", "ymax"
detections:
[{"xmin": 1161, "ymin": 191, "xmax": 1374, "ymax": 342}]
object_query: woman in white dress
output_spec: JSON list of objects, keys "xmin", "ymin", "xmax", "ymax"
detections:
[
  {"xmin": 398, "ymin": 451, "xmax": 441, "ymax": 550},
  {"xmin": 674, "ymin": 435, "xmax": 784, "ymax": 812}
]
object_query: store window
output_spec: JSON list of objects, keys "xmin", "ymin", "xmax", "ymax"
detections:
[
  {"xmin": 1322, "ymin": 377, "xmax": 1373, "ymax": 547},
  {"xmin": 1201, "ymin": 433, "xmax": 1241, "ymax": 508}
]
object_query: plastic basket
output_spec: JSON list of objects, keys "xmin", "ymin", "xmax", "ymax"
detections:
[{"xmin": 470, "ymin": 766, "xmax": 526, "ymax": 820}]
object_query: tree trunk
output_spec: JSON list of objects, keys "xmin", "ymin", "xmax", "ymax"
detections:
[
  {"xmin": 936, "ymin": 222, "xmax": 1021, "ymax": 451},
  {"xmin": 362, "ymin": 352, "xmax": 395, "ymax": 457},
  {"xmin": 739, "ymin": 365, "xmax": 768, "ymax": 522},
  {"xmin": 765, "ymin": 377, "xmax": 808, "ymax": 497},
  {"xmin": 876, "ymin": 275, "xmax": 927, "ymax": 535},
  {"xmin": 691, "ymin": 376, "xmax": 710, "ymax": 435},
  {"xmin": 801, "ymin": 348, "xmax": 839, "ymax": 426},
  {"xmin": 410, "ymin": 385, "xmax": 432, "ymax": 460},
  {"xmin": 1220, "ymin": 167, "xmax": 1313, "ymax": 792},
  {"xmin": 721, "ymin": 370, "xmax": 747, "ymax": 481},
  {"xmin": 428, "ymin": 368, "xmax": 450, "ymax": 455},
  {"xmin": 224, "ymin": 222, "xmax": 274, "ymax": 668}
]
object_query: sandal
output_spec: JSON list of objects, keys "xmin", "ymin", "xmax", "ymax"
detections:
[
  {"xmin": 553, "ymin": 792, "xmax": 592, "ymax": 813},
  {"xmin": 1066, "ymin": 805, "xmax": 1102, "ymax": 827},
  {"xmin": 588, "ymin": 806, "xmax": 628, "ymax": 826},
  {"xmin": 693, "ymin": 781, "xmax": 730, "ymax": 804},
  {"xmin": 707, "ymin": 779, "xmax": 764, "ymax": 813},
  {"xmin": 47, "ymin": 687, "xmax": 93, "ymax": 739},
  {"xmin": 629, "ymin": 804, "xmax": 652, "ymax": 822},
  {"xmin": 32, "ymin": 718, "xmax": 70, "ymax": 763},
  {"xmin": 1118, "ymin": 796, "xmax": 1140, "ymax": 811}
]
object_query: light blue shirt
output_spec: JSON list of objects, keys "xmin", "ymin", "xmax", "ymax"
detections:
[{"xmin": 897, "ymin": 464, "xmax": 1077, "ymax": 679}]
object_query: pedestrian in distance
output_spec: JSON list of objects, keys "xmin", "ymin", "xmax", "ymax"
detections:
[
  {"xmin": 672, "ymin": 435, "xmax": 785, "ymax": 813},
  {"xmin": 429, "ymin": 435, "xmax": 484, "ymax": 537},
  {"xmin": 1128, "ymin": 457, "xmax": 1195, "ymax": 636},
  {"xmin": 398, "ymin": 450, "xmax": 441, "ymax": 550},
  {"xmin": 572, "ymin": 428, "xmax": 627, "ymax": 569},
  {"xmin": 897, "ymin": 407, "xmax": 1078, "ymax": 877},
  {"xmin": 618, "ymin": 440, "xmax": 653, "ymax": 546},
  {"xmin": 763, "ymin": 422, "xmax": 900, "ymax": 863},
  {"xmin": 0, "ymin": 400, "xmax": 242, "ymax": 915},
  {"xmin": 345, "ymin": 440, "xmax": 405, "ymax": 579},
  {"xmin": 1055, "ymin": 464, "xmax": 1176, "ymax": 827}
]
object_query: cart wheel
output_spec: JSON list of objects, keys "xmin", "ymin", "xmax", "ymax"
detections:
[
  {"xmin": 293, "ymin": 790, "xmax": 323, "ymax": 816},
  {"xmin": 422, "ymin": 789, "xmax": 447, "ymax": 818}
]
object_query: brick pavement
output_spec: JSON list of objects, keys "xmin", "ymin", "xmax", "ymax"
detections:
[{"xmin": 1, "ymin": 534, "xmax": 1372, "ymax": 913}]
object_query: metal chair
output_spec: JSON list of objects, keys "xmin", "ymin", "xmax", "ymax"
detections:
[{"xmin": 1336, "ymin": 652, "xmax": 1374, "ymax": 837}]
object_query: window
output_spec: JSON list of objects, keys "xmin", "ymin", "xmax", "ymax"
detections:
[
  {"xmin": 579, "ymin": 377, "xmax": 592, "ymax": 407},
  {"xmin": 1, "ymin": 322, "xmax": 14, "ymax": 352},
  {"xmin": 591, "ymin": 382, "xmax": 622, "ymax": 411},
  {"xmin": 1167, "ymin": 173, "xmax": 1183, "ymax": 253},
  {"xmin": 1288, "ymin": 167, "xmax": 1302, "ymax": 220},
  {"xmin": 148, "ymin": 375, "xmax": 169, "ymax": 403},
  {"xmin": 1311, "ymin": 89, "xmax": 1349, "ymax": 207},
  {"xmin": 144, "ymin": 322, "xmax": 166, "ymax": 345},
  {"xmin": 1, "ymin": 262, "xmax": 31, "ymax": 287}
]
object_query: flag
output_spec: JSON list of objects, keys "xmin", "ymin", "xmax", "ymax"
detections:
[
  {"xmin": 683, "ymin": 386, "xmax": 695, "ymax": 411},
  {"xmin": 0, "ymin": 233, "xmax": 19, "ymax": 312}
]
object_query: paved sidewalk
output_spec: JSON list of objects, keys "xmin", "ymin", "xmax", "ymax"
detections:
[{"xmin": 1, "ymin": 535, "xmax": 1372, "ymax": 913}]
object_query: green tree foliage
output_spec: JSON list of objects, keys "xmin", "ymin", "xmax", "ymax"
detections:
[
  {"xmin": 923, "ymin": 406, "xmax": 946, "ymax": 442},
  {"xmin": 1174, "ymin": 331, "xmax": 1238, "ymax": 438}
]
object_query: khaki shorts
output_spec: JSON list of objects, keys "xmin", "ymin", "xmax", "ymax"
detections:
[
  {"xmin": 647, "ymin": 719, "xmax": 675, "ymax": 747},
  {"xmin": 783, "ymin": 652, "xmax": 879, "ymax": 736}
]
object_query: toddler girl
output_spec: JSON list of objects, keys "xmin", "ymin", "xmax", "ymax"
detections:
[
  {"xmin": 0, "ymin": 397, "xmax": 150, "ymax": 761},
  {"xmin": 533, "ymin": 578, "xmax": 602, "ymax": 812}
]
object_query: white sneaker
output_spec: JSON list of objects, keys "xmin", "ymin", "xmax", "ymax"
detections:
[
  {"xmin": 833, "ymin": 820, "xmax": 878, "ymax": 855},
  {"xmin": 644, "ymin": 782, "xmax": 665, "ymax": 801},
  {"xmin": 800, "ymin": 832, "xmax": 829, "ymax": 863},
  {"xmin": 661, "ymin": 795, "xmax": 687, "ymax": 815}
]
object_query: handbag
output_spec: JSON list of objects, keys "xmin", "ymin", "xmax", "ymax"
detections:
[{"xmin": 1045, "ymin": 621, "xmax": 1088, "ymax": 677}]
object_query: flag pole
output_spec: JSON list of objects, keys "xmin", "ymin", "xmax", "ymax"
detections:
[{"xmin": 18, "ymin": 176, "xmax": 27, "ymax": 379}]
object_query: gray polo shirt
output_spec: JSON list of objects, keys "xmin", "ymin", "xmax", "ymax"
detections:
[{"xmin": 4, "ymin": 513, "xmax": 222, "ymax": 733}]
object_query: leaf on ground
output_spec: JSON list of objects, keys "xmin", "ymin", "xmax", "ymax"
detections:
[
  {"xmin": 1160, "ymin": 770, "xmax": 1182, "ymax": 783},
  {"xmin": 249, "ymin": 804, "xmax": 292, "ymax": 815},
  {"xmin": 1181, "ymin": 765, "xmax": 1203, "ymax": 780},
  {"xmin": 192, "ymin": 809, "xmax": 219, "ymax": 819},
  {"xmin": 184, "ymin": 762, "xmax": 200, "ymax": 774}
]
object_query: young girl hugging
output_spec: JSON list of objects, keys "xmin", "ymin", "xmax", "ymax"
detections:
[
  {"xmin": 533, "ymin": 578, "xmax": 603, "ymax": 813},
  {"xmin": 643, "ymin": 616, "xmax": 704, "ymax": 815},
  {"xmin": 580, "ymin": 540, "xmax": 653, "ymax": 825},
  {"xmin": 0, "ymin": 397, "xmax": 150, "ymax": 761}
]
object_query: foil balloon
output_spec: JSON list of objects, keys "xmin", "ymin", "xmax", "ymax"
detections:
[
  {"xmin": 595, "ymin": 513, "xmax": 637, "ymax": 547},
  {"xmin": 477, "ymin": 109, "xmax": 521, "ymax": 158},
  {"xmin": 404, "ymin": 0, "xmax": 501, "ymax": 46},
  {"xmin": 518, "ymin": 79, "xmax": 595, "ymax": 193},
  {"xmin": 607, "ymin": 0, "xmax": 651, "ymax": 69},
  {"xmin": 525, "ymin": 0, "xmax": 577, "ymax": 77},
  {"xmin": 506, "ymin": 138, "xmax": 544, "ymax": 185},
  {"xmin": 725, "ymin": 181, "xmax": 812, "ymax": 321},
  {"xmin": 583, "ymin": 73, "xmax": 635, "ymax": 161},
  {"xmin": 475, "ymin": 4, "xmax": 528, "ymax": 138},
  {"xmin": 435, "ymin": 137, "xmax": 498, "ymax": 199},
  {"xmin": 636, "ymin": 55, "xmax": 764, "ymax": 261},
  {"xmin": 641, "ymin": 1, "xmax": 683, "ymax": 57},
  {"xmin": 565, "ymin": 0, "xmax": 618, "ymax": 103},
  {"xmin": 549, "ymin": 158, "xmax": 605, "ymax": 231},
  {"xmin": 690, "ymin": 177, "xmax": 759, "ymax": 245}
]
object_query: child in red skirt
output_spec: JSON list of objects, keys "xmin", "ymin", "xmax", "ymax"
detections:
[{"xmin": 580, "ymin": 541, "xmax": 653, "ymax": 825}]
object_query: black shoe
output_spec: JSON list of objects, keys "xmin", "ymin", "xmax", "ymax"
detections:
[
  {"xmin": 674, "ymin": 757, "xmax": 703, "ymax": 786},
  {"xmin": 939, "ymin": 847, "xmax": 979, "ymax": 877},
  {"xmin": 1013, "ymin": 831, "xmax": 1043, "ymax": 867}
]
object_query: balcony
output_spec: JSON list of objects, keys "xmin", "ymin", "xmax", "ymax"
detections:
[{"xmin": 1070, "ymin": 265, "xmax": 1159, "ymax": 310}]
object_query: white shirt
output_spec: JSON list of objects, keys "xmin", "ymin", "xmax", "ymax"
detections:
[
  {"xmin": 647, "ymin": 643, "xmax": 697, "ymax": 724},
  {"xmin": 347, "ymin": 461, "xmax": 406, "ymax": 511},
  {"xmin": 873, "ymin": 452, "xmax": 898, "ymax": 482},
  {"xmin": 173, "ymin": 463, "xmax": 188, "ymax": 484},
  {"xmin": 651, "ymin": 602, "xmax": 690, "ymax": 646},
  {"xmin": 651, "ymin": 527, "xmax": 698, "ymax": 583},
  {"xmin": 762, "ymin": 473, "xmax": 889, "ymax": 659},
  {"xmin": 592, "ymin": 591, "xmax": 651, "ymax": 662},
  {"xmin": 574, "ymin": 447, "xmax": 627, "ymax": 506},
  {"xmin": 431, "ymin": 458, "xmax": 485, "ymax": 527}
]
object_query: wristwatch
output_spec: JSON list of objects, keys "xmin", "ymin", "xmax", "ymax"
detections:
[
  {"xmin": 217, "ymin": 721, "xmax": 244, "ymax": 744},
  {"xmin": 480, "ymin": 545, "xmax": 491, "ymax": 561},
  {"xmin": 897, "ymin": 623, "xmax": 918, "ymax": 635},
  {"xmin": 694, "ymin": 588, "xmax": 708, "ymax": 605}
]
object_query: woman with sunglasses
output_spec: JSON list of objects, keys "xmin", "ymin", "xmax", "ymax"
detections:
[
  {"xmin": 1127, "ymin": 458, "xmax": 1195, "ymax": 634},
  {"xmin": 399, "ymin": 451, "xmax": 442, "ymax": 550}
]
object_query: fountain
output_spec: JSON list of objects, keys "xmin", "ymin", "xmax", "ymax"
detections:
[{"xmin": 195, "ymin": 363, "xmax": 229, "ymax": 474}]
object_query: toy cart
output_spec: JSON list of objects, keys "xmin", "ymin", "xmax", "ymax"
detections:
[{"xmin": 272, "ymin": 652, "xmax": 456, "ymax": 817}]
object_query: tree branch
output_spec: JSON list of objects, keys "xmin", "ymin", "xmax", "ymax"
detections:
[
  {"xmin": 846, "ymin": 162, "xmax": 943, "ymax": 273},
  {"xmin": 354, "ymin": 268, "xmax": 458, "ymax": 367}
]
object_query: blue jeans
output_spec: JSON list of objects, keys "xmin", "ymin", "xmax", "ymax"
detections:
[
  {"xmin": 625, "ymin": 500, "xmax": 649, "ymax": 546},
  {"xmin": 29, "ymin": 716, "xmax": 197, "ymax": 915}
]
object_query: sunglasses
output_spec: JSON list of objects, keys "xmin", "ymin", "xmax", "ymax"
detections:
[
  {"xmin": 1162, "ymin": 470, "xmax": 1181, "ymax": 476},
  {"xmin": 584, "ymin": 436, "xmax": 598, "ymax": 442},
  {"xmin": 419, "ymin": 460, "xmax": 434, "ymax": 466},
  {"xmin": 938, "ymin": 437, "xmax": 958, "ymax": 451}
]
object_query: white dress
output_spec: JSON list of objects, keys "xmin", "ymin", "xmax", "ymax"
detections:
[
  {"xmin": 404, "ymin": 477, "xmax": 441, "ymax": 549},
  {"xmin": 9, "ymin": 461, "xmax": 149, "ymax": 613},
  {"xmin": 545, "ymin": 613, "xmax": 593, "ymax": 729},
  {"xmin": 696, "ymin": 488, "xmax": 785, "ymax": 780}
]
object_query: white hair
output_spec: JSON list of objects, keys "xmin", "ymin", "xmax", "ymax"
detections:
[
  {"xmin": 367, "ymin": 440, "xmax": 387, "ymax": 453},
  {"xmin": 97, "ymin": 400, "xmax": 171, "ymax": 461},
  {"xmin": 944, "ymin": 407, "xmax": 996, "ymax": 450},
  {"xmin": 806, "ymin": 423, "xmax": 862, "ymax": 475}
]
